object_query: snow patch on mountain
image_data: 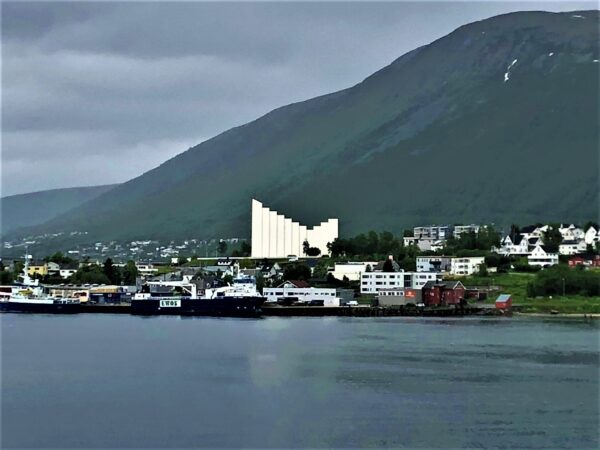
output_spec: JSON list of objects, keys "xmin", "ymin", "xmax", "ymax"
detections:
[{"xmin": 504, "ymin": 59, "xmax": 518, "ymax": 82}]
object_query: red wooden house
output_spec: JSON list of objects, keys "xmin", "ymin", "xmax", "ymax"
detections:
[
  {"xmin": 422, "ymin": 281, "xmax": 465, "ymax": 306},
  {"xmin": 568, "ymin": 256, "xmax": 586, "ymax": 267},
  {"xmin": 568, "ymin": 255, "xmax": 600, "ymax": 267}
]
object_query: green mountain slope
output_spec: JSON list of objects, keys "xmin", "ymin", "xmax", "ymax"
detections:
[
  {"xmin": 1, "ymin": 185, "xmax": 117, "ymax": 234},
  {"xmin": 9, "ymin": 10, "xmax": 600, "ymax": 242}
]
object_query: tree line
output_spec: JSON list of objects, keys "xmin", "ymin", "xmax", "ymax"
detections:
[
  {"xmin": 324, "ymin": 228, "xmax": 502, "ymax": 272},
  {"xmin": 527, "ymin": 265, "xmax": 600, "ymax": 297},
  {"xmin": 70, "ymin": 258, "xmax": 138, "ymax": 285},
  {"xmin": 0, "ymin": 253, "xmax": 139, "ymax": 286}
]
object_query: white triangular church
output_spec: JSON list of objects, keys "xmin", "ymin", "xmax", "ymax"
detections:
[{"xmin": 251, "ymin": 199, "xmax": 338, "ymax": 258}]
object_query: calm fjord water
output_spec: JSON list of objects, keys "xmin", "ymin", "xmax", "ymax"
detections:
[{"xmin": 2, "ymin": 315, "xmax": 598, "ymax": 448}]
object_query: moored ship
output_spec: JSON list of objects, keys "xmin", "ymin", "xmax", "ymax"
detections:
[
  {"xmin": 131, "ymin": 274, "xmax": 264, "ymax": 317},
  {"xmin": 0, "ymin": 256, "xmax": 80, "ymax": 314}
]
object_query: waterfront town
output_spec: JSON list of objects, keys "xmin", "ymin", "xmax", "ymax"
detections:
[
  {"xmin": 1, "ymin": 200, "xmax": 599, "ymax": 316},
  {"xmin": 3, "ymin": 5, "xmax": 598, "ymax": 450}
]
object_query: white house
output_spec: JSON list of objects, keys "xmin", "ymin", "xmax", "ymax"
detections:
[
  {"xmin": 499, "ymin": 224, "xmax": 595, "ymax": 258},
  {"xmin": 450, "ymin": 257, "xmax": 485, "ymax": 276},
  {"xmin": 59, "ymin": 268, "xmax": 78, "ymax": 279},
  {"xmin": 46, "ymin": 261, "xmax": 60, "ymax": 275},
  {"xmin": 525, "ymin": 236, "xmax": 544, "ymax": 252},
  {"xmin": 201, "ymin": 263, "xmax": 239, "ymax": 278},
  {"xmin": 496, "ymin": 235, "xmax": 531, "ymax": 256},
  {"xmin": 559, "ymin": 224, "xmax": 584, "ymax": 242},
  {"xmin": 257, "ymin": 262, "xmax": 283, "ymax": 280},
  {"xmin": 136, "ymin": 263, "xmax": 159, "ymax": 276},
  {"xmin": 360, "ymin": 271, "xmax": 442, "ymax": 294},
  {"xmin": 263, "ymin": 280, "xmax": 339, "ymax": 306},
  {"xmin": 584, "ymin": 226, "xmax": 598, "ymax": 245},
  {"xmin": 528, "ymin": 225, "xmax": 549, "ymax": 239},
  {"xmin": 328, "ymin": 261, "xmax": 377, "ymax": 282},
  {"xmin": 527, "ymin": 245, "xmax": 559, "ymax": 267},
  {"xmin": 558, "ymin": 240, "xmax": 587, "ymax": 256}
]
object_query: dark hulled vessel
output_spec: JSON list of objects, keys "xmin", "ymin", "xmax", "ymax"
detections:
[
  {"xmin": 131, "ymin": 296, "xmax": 263, "ymax": 317},
  {"xmin": 131, "ymin": 274, "xmax": 264, "ymax": 317}
]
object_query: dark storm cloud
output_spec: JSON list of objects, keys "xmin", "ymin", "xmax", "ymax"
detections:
[
  {"xmin": 2, "ymin": 1, "xmax": 596, "ymax": 195},
  {"xmin": 1, "ymin": 1, "xmax": 112, "ymax": 41}
]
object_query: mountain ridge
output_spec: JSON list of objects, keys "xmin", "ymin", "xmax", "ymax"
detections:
[
  {"xmin": 6, "ymin": 10, "xmax": 599, "ymax": 244},
  {"xmin": 1, "ymin": 185, "xmax": 118, "ymax": 235}
]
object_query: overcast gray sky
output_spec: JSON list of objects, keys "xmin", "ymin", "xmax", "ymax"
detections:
[{"xmin": 1, "ymin": 1, "xmax": 595, "ymax": 196}]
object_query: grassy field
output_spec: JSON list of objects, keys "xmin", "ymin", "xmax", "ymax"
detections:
[{"xmin": 457, "ymin": 272, "xmax": 600, "ymax": 314}]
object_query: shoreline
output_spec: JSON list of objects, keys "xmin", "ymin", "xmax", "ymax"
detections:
[
  {"xmin": 512, "ymin": 312, "xmax": 600, "ymax": 319},
  {"xmin": 2, "ymin": 303, "xmax": 599, "ymax": 319}
]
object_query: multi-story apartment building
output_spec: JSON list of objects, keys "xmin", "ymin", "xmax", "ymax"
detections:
[
  {"xmin": 417, "ymin": 256, "xmax": 484, "ymax": 276},
  {"xmin": 360, "ymin": 271, "xmax": 442, "ymax": 294},
  {"xmin": 413, "ymin": 225, "xmax": 452, "ymax": 241},
  {"xmin": 449, "ymin": 257, "xmax": 485, "ymax": 276},
  {"xmin": 416, "ymin": 256, "xmax": 453, "ymax": 273},
  {"xmin": 263, "ymin": 280, "xmax": 339, "ymax": 306},
  {"xmin": 453, "ymin": 224, "xmax": 481, "ymax": 239}
]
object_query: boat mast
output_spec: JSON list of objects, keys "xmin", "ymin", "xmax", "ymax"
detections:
[{"xmin": 20, "ymin": 247, "xmax": 38, "ymax": 286}]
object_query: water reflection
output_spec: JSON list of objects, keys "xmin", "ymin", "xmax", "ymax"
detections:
[{"xmin": 2, "ymin": 315, "xmax": 598, "ymax": 448}]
